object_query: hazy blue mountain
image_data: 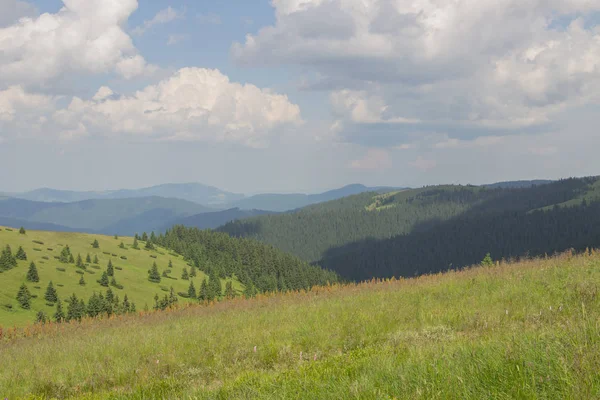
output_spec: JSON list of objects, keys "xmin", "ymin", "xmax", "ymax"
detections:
[
  {"xmin": 0, "ymin": 217, "xmax": 78, "ymax": 233},
  {"xmin": 0, "ymin": 196, "xmax": 212, "ymax": 233},
  {"xmin": 164, "ymin": 208, "xmax": 277, "ymax": 231},
  {"xmin": 11, "ymin": 183, "xmax": 243, "ymax": 207},
  {"xmin": 229, "ymin": 184, "xmax": 402, "ymax": 212}
]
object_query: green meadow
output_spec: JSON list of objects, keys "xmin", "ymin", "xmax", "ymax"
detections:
[
  {"xmin": 0, "ymin": 250, "xmax": 598, "ymax": 399},
  {"xmin": 0, "ymin": 227, "xmax": 241, "ymax": 327}
]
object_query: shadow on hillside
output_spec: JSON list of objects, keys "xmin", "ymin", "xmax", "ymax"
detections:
[{"xmin": 319, "ymin": 180, "xmax": 600, "ymax": 282}]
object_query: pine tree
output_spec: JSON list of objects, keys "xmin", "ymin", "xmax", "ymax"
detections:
[
  {"xmin": 122, "ymin": 295, "xmax": 130, "ymax": 313},
  {"xmin": 59, "ymin": 245, "xmax": 71, "ymax": 263},
  {"xmin": 44, "ymin": 281, "xmax": 58, "ymax": 303},
  {"xmin": 134, "ymin": 233, "xmax": 140, "ymax": 240},
  {"xmin": 142, "ymin": 232, "xmax": 148, "ymax": 242},
  {"xmin": 36, "ymin": 311, "xmax": 48, "ymax": 324},
  {"xmin": 130, "ymin": 302, "xmax": 137, "ymax": 313},
  {"xmin": 15, "ymin": 246, "xmax": 27, "ymax": 260},
  {"xmin": 107, "ymin": 260, "xmax": 114, "ymax": 276},
  {"xmin": 76, "ymin": 253, "xmax": 84, "ymax": 268},
  {"xmin": 188, "ymin": 280, "xmax": 197, "ymax": 299},
  {"xmin": 132, "ymin": 237, "xmax": 139, "ymax": 249},
  {"xmin": 225, "ymin": 281, "xmax": 235, "ymax": 299},
  {"xmin": 168, "ymin": 287, "xmax": 177, "ymax": 306},
  {"xmin": 145, "ymin": 239, "xmax": 154, "ymax": 250},
  {"xmin": 169, "ymin": 259, "xmax": 173, "ymax": 269},
  {"xmin": 26, "ymin": 261, "xmax": 39, "ymax": 282},
  {"xmin": 119, "ymin": 242, "xmax": 125, "ymax": 249},
  {"xmin": 68, "ymin": 253, "xmax": 75, "ymax": 264},
  {"xmin": 481, "ymin": 253, "xmax": 494, "ymax": 267},
  {"xmin": 110, "ymin": 277, "xmax": 118, "ymax": 287},
  {"xmin": 17, "ymin": 283, "xmax": 32, "ymax": 309},
  {"xmin": 0, "ymin": 245, "xmax": 17, "ymax": 271},
  {"xmin": 92, "ymin": 239, "xmax": 100, "ymax": 249},
  {"xmin": 199, "ymin": 279, "xmax": 208, "ymax": 301},
  {"xmin": 98, "ymin": 272, "xmax": 109, "ymax": 287},
  {"xmin": 106, "ymin": 287, "xmax": 115, "ymax": 304},
  {"xmin": 19, "ymin": 226, "xmax": 26, "ymax": 234},
  {"xmin": 190, "ymin": 266, "xmax": 197, "ymax": 278},
  {"xmin": 54, "ymin": 299, "xmax": 65, "ymax": 322},
  {"xmin": 244, "ymin": 283, "xmax": 258, "ymax": 299},
  {"xmin": 148, "ymin": 262, "xmax": 161, "ymax": 283},
  {"xmin": 207, "ymin": 271, "xmax": 221, "ymax": 301},
  {"xmin": 66, "ymin": 294, "xmax": 84, "ymax": 322},
  {"xmin": 93, "ymin": 254, "xmax": 99, "ymax": 264},
  {"xmin": 85, "ymin": 253, "xmax": 92, "ymax": 263},
  {"xmin": 181, "ymin": 267, "xmax": 189, "ymax": 280},
  {"xmin": 150, "ymin": 231, "xmax": 157, "ymax": 243},
  {"xmin": 79, "ymin": 275, "xmax": 86, "ymax": 286}
]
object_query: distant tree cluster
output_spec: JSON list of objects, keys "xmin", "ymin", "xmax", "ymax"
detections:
[{"xmin": 51, "ymin": 288, "xmax": 136, "ymax": 323}]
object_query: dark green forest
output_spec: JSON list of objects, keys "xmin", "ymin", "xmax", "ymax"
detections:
[
  {"xmin": 219, "ymin": 176, "xmax": 600, "ymax": 281},
  {"xmin": 156, "ymin": 226, "xmax": 339, "ymax": 293}
]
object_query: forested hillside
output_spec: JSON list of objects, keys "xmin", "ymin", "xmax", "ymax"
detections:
[{"xmin": 220, "ymin": 176, "xmax": 600, "ymax": 280}]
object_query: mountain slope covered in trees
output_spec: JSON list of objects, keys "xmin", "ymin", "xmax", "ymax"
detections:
[{"xmin": 220, "ymin": 176, "xmax": 600, "ymax": 280}]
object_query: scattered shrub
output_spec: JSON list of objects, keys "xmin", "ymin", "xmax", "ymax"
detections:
[
  {"xmin": 33, "ymin": 286, "xmax": 41, "ymax": 289},
  {"xmin": 47, "ymin": 248, "xmax": 53, "ymax": 251},
  {"xmin": 5, "ymin": 228, "xmax": 13, "ymax": 232},
  {"xmin": 86, "ymin": 270, "xmax": 96, "ymax": 275},
  {"xmin": 53, "ymin": 256, "xmax": 60, "ymax": 260},
  {"xmin": 90, "ymin": 265, "xmax": 101, "ymax": 270},
  {"xmin": 76, "ymin": 270, "xmax": 84, "ymax": 275},
  {"xmin": 3, "ymin": 303, "xmax": 13, "ymax": 310},
  {"xmin": 56, "ymin": 267, "xmax": 66, "ymax": 272},
  {"xmin": 102, "ymin": 252, "xmax": 111, "ymax": 255},
  {"xmin": 111, "ymin": 253, "xmax": 117, "ymax": 257},
  {"xmin": 177, "ymin": 292, "xmax": 190, "ymax": 298},
  {"xmin": 45, "ymin": 302, "xmax": 55, "ymax": 307},
  {"xmin": 115, "ymin": 266, "xmax": 123, "ymax": 271},
  {"xmin": 120, "ymin": 256, "xmax": 127, "ymax": 260},
  {"xmin": 38, "ymin": 261, "xmax": 45, "ymax": 264},
  {"xmin": 160, "ymin": 287, "xmax": 169, "ymax": 292},
  {"xmin": 33, "ymin": 248, "xmax": 42, "ymax": 251},
  {"xmin": 150, "ymin": 255, "xmax": 157, "ymax": 259},
  {"xmin": 56, "ymin": 283, "xmax": 64, "ymax": 287},
  {"xmin": 19, "ymin": 227, "xmax": 26, "ymax": 234},
  {"xmin": 32, "ymin": 240, "xmax": 44, "ymax": 245},
  {"xmin": 42, "ymin": 256, "xmax": 49, "ymax": 260}
]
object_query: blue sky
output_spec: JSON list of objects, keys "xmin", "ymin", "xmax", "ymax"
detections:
[{"xmin": 1, "ymin": 0, "xmax": 600, "ymax": 194}]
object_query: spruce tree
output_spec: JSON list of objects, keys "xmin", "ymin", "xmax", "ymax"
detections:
[
  {"xmin": 79, "ymin": 275, "xmax": 86, "ymax": 286},
  {"xmin": 141, "ymin": 232, "xmax": 148, "ymax": 242},
  {"xmin": 107, "ymin": 260, "xmax": 114, "ymax": 276},
  {"xmin": 68, "ymin": 253, "xmax": 75, "ymax": 264},
  {"xmin": 207, "ymin": 271, "xmax": 221, "ymax": 301},
  {"xmin": 76, "ymin": 253, "xmax": 84, "ymax": 268},
  {"xmin": 110, "ymin": 277, "xmax": 118, "ymax": 288},
  {"xmin": 26, "ymin": 261, "xmax": 39, "ymax": 282},
  {"xmin": 59, "ymin": 245, "xmax": 71, "ymax": 263},
  {"xmin": 0, "ymin": 245, "xmax": 17, "ymax": 271},
  {"xmin": 481, "ymin": 253, "xmax": 494, "ymax": 267},
  {"xmin": 181, "ymin": 267, "xmax": 189, "ymax": 280},
  {"xmin": 122, "ymin": 295, "xmax": 130, "ymax": 313},
  {"xmin": 150, "ymin": 231, "xmax": 157, "ymax": 243},
  {"xmin": 86, "ymin": 253, "xmax": 92, "ymax": 263},
  {"xmin": 93, "ymin": 254, "xmax": 99, "ymax": 264},
  {"xmin": 119, "ymin": 242, "xmax": 125, "ymax": 249},
  {"xmin": 199, "ymin": 279, "xmax": 208, "ymax": 301},
  {"xmin": 132, "ymin": 237, "xmax": 139, "ymax": 249},
  {"xmin": 168, "ymin": 259, "xmax": 173, "ymax": 269},
  {"xmin": 225, "ymin": 281, "xmax": 235, "ymax": 299},
  {"xmin": 19, "ymin": 226, "xmax": 26, "ymax": 234},
  {"xmin": 148, "ymin": 262, "xmax": 161, "ymax": 283},
  {"xmin": 36, "ymin": 311, "xmax": 48, "ymax": 324},
  {"xmin": 98, "ymin": 272, "xmax": 109, "ymax": 287},
  {"xmin": 54, "ymin": 300, "xmax": 65, "ymax": 323},
  {"xmin": 66, "ymin": 294, "xmax": 84, "ymax": 322},
  {"xmin": 168, "ymin": 287, "xmax": 177, "ymax": 306},
  {"xmin": 244, "ymin": 283, "xmax": 258, "ymax": 299},
  {"xmin": 15, "ymin": 246, "xmax": 27, "ymax": 260},
  {"xmin": 190, "ymin": 266, "xmax": 197, "ymax": 278},
  {"xmin": 92, "ymin": 239, "xmax": 100, "ymax": 248},
  {"xmin": 145, "ymin": 239, "xmax": 154, "ymax": 250},
  {"xmin": 188, "ymin": 280, "xmax": 197, "ymax": 299},
  {"xmin": 17, "ymin": 283, "xmax": 32, "ymax": 309},
  {"xmin": 106, "ymin": 288, "xmax": 115, "ymax": 304},
  {"xmin": 134, "ymin": 233, "xmax": 140, "ymax": 240},
  {"xmin": 44, "ymin": 281, "xmax": 58, "ymax": 303}
]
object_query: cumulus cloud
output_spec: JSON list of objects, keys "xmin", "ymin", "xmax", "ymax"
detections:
[
  {"xmin": 51, "ymin": 68, "xmax": 302, "ymax": 147},
  {"xmin": 132, "ymin": 6, "xmax": 185, "ymax": 36},
  {"xmin": 0, "ymin": 0, "xmax": 151, "ymax": 86},
  {"xmin": 0, "ymin": 85, "xmax": 54, "ymax": 122},
  {"xmin": 233, "ymin": 0, "xmax": 600, "ymax": 144}
]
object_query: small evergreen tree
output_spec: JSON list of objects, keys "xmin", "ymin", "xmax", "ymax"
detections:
[
  {"xmin": 66, "ymin": 294, "xmax": 85, "ymax": 322},
  {"xmin": 122, "ymin": 294, "xmax": 130, "ymax": 313},
  {"xmin": 188, "ymin": 280, "xmax": 197, "ymax": 299},
  {"xmin": 54, "ymin": 299, "xmax": 65, "ymax": 322},
  {"xmin": 92, "ymin": 239, "xmax": 100, "ymax": 249},
  {"xmin": 119, "ymin": 242, "xmax": 125, "ymax": 249},
  {"xmin": 169, "ymin": 259, "xmax": 173, "ymax": 269},
  {"xmin": 93, "ymin": 254, "xmax": 99, "ymax": 264},
  {"xmin": 110, "ymin": 277, "xmax": 119, "ymax": 288},
  {"xmin": 76, "ymin": 253, "xmax": 84, "ymax": 268},
  {"xmin": 181, "ymin": 267, "xmax": 189, "ymax": 280},
  {"xmin": 86, "ymin": 253, "xmax": 92, "ymax": 263},
  {"xmin": 244, "ymin": 283, "xmax": 258, "ymax": 299},
  {"xmin": 132, "ymin": 237, "xmax": 139, "ymax": 249},
  {"xmin": 148, "ymin": 262, "xmax": 161, "ymax": 283},
  {"xmin": 15, "ymin": 246, "xmax": 27, "ymax": 260},
  {"xmin": 79, "ymin": 275, "xmax": 86, "ymax": 286},
  {"xmin": 107, "ymin": 260, "xmax": 114, "ymax": 276},
  {"xmin": 150, "ymin": 231, "xmax": 157, "ymax": 243},
  {"xmin": 59, "ymin": 245, "xmax": 71, "ymax": 263},
  {"xmin": 168, "ymin": 287, "xmax": 178, "ymax": 306},
  {"xmin": 0, "ymin": 245, "xmax": 17, "ymax": 271},
  {"xmin": 98, "ymin": 272, "xmax": 109, "ymax": 287},
  {"xmin": 207, "ymin": 271, "xmax": 221, "ymax": 301},
  {"xmin": 45, "ymin": 281, "xmax": 58, "ymax": 303},
  {"xmin": 35, "ymin": 311, "xmax": 48, "ymax": 324},
  {"xmin": 141, "ymin": 232, "xmax": 148, "ymax": 242},
  {"xmin": 199, "ymin": 279, "xmax": 208, "ymax": 301},
  {"xmin": 17, "ymin": 283, "xmax": 32, "ymax": 309},
  {"xmin": 68, "ymin": 253, "xmax": 75, "ymax": 264},
  {"xmin": 481, "ymin": 253, "xmax": 494, "ymax": 267},
  {"xmin": 145, "ymin": 239, "xmax": 154, "ymax": 250},
  {"xmin": 134, "ymin": 233, "xmax": 140, "ymax": 240},
  {"xmin": 26, "ymin": 261, "xmax": 39, "ymax": 282},
  {"xmin": 19, "ymin": 226, "xmax": 26, "ymax": 234},
  {"xmin": 190, "ymin": 266, "xmax": 197, "ymax": 278},
  {"xmin": 225, "ymin": 281, "xmax": 235, "ymax": 299}
]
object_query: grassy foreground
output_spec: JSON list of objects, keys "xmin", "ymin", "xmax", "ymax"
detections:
[{"xmin": 1, "ymin": 251, "xmax": 599, "ymax": 399}]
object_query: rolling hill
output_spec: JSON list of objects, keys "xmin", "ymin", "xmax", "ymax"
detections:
[
  {"xmin": 164, "ymin": 208, "xmax": 277, "ymax": 231},
  {"xmin": 220, "ymin": 176, "xmax": 600, "ymax": 280},
  {"xmin": 1, "ymin": 250, "xmax": 598, "ymax": 398}
]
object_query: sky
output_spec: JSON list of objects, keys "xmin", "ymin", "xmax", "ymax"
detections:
[{"xmin": 1, "ymin": 0, "xmax": 600, "ymax": 194}]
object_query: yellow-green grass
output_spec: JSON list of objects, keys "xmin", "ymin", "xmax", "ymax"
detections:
[
  {"xmin": 0, "ymin": 227, "xmax": 242, "ymax": 327},
  {"xmin": 1, "ymin": 250, "xmax": 599, "ymax": 399}
]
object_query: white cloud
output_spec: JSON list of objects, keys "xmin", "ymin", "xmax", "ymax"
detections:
[
  {"xmin": 234, "ymin": 0, "xmax": 600, "ymax": 144},
  {"xmin": 197, "ymin": 12, "xmax": 221, "ymax": 25},
  {"xmin": 0, "ymin": 85, "xmax": 54, "ymax": 122},
  {"xmin": 350, "ymin": 148, "xmax": 392, "ymax": 170},
  {"xmin": 0, "ymin": 0, "xmax": 37, "ymax": 28},
  {"xmin": 51, "ymin": 68, "xmax": 302, "ymax": 147},
  {"xmin": 167, "ymin": 34, "xmax": 188, "ymax": 46},
  {"xmin": 0, "ymin": 0, "xmax": 151, "ymax": 86},
  {"xmin": 132, "ymin": 6, "xmax": 184, "ymax": 36}
]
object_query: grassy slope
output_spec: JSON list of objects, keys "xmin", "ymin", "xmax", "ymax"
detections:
[
  {"xmin": 0, "ymin": 227, "xmax": 241, "ymax": 327},
  {"xmin": 1, "ymin": 251, "xmax": 599, "ymax": 398}
]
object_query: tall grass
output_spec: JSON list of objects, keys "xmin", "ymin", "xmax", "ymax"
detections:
[{"xmin": 1, "ymin": 251, "xmax": 599, "ymax": 399}]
